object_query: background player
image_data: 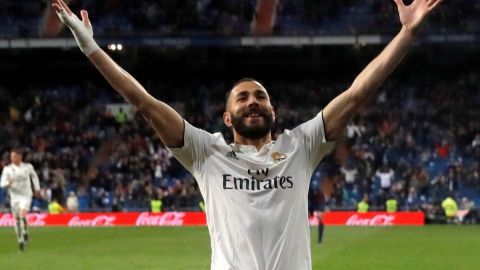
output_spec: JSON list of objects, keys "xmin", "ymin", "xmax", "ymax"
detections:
[{"xmin": 0, "ymin": 148, "xmax": 41, "ymax": 251}]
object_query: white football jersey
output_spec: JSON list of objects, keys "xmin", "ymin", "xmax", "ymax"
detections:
[
  {"xmin": 0, "ymin": 162, "xmax": 40, "ymax": 200},
  {"xmin": 168, "ymin": 111, "xmax": 335, "ymax": 270}
]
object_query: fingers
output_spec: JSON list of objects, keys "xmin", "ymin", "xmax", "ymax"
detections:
[
  {"xmin": 392, "ymin": 0, "xmax": 405, "ymax": 8},
  {"xmin": 52, "ymin": 0, "xmax": 71, "ymax": 17},
  {"xmin": 52, "ymin": 2, "xmax": 62, "ymax": 13},
  {"xmin": 428, "ymin": 0, "xmax": 442, "ymax": 11},
  {"xmin": 58, "ymin": 0, "xmax": 73, "ymax": 16},
  {"xmin": 80, "ymin": 10, "xmax": 92, "ymax": 29}
]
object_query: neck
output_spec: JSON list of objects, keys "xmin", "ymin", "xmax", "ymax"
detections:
[
  {"xmin": 13, "ymin": 161, "xmax": 21, "ymax": 166},
  {"xmin": 233, "ymin": 133, "xmax": 272, "ymax": 151}
]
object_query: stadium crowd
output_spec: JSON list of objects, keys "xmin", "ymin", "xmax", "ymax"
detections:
[
  {"xmin": 0, "ymin": 1, "xmax": 479, "ymax": 223},
  {"xmin": 0, "ymin": 71, "xmax": 479, "ymax": 223},
  {"xmin": 0, "ymin": 0, "xmax": 479, "ymax": 38}
]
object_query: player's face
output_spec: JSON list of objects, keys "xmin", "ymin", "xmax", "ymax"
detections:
[
  {"xmin": 224, "ymin": 81, "xmax": 275, "ymax": 139},
  {"xmin": 10, "ymin": 152, "xmax": 22, "ymax": 164}
]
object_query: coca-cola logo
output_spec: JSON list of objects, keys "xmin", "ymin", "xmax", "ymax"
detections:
[
  {"xmin": 346, "ymin": 214, "xmax": 395, "ymax": 226},
  {"xmin": 136, "ymin": 212, "xmax": 185, "ymax": 226},
  {"xmin": 28, "ymin": 213, "xmax": 48, "ymax": 226},
  {"xmin": 68, "ymin": 215, "xmax": 117, "ymax": 227},
  {"xmin": 0, "ymin": 213, "xmax": 47, "ymax": 227},
  {"xmin": 0, "ymin": 213, "xmax": 15, "ymax": 226}
]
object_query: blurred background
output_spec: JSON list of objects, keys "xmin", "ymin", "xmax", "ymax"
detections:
[{"xmin": 0, "ymin": 0, "xmax": 479, "ymax": 224}]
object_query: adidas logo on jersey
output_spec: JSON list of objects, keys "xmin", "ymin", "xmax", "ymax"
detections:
[{"xmin": 226, "ymin": 151, "xmax": 239, "ymax": 160}]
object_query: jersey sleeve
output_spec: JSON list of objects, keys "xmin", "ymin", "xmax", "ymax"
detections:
[
  {"xmin": 166, "ymin": 120, "xmax": 214, "ymax": 175},
  {"xmin": 29, "ymin": 164, "xmax": 41, "ymax": 191},
  {"xmin": 291, "ymin": 111, "xmax": 336, "ymax": 170}
]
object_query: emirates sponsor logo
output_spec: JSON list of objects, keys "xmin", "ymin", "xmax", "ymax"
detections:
[
  {"xmin": 135, "ymin": 212, "xmax": 185, "ymax": 226},
  {"xmin": 0, "ymin": 213, "xmax": 47, "ymax": 227},
  {"xmin": 68, "ymin": 215, "xmax": 116, "ymax": 227},
  {"xmin": 346, "ymin": 214, "xmax": 395, "ymax": 226}
]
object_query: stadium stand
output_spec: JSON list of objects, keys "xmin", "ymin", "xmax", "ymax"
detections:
[
  {"xmin": 0, "ymin": 0, "xmax": 479, "ymax": 38},
  {"xmin": 0, "ymin": 1, "xmax": 478, "ymax": 224}
]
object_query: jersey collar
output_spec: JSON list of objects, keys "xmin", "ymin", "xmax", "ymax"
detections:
[{"xmin": 231, "ymin": 141, "xmax": 275, "ymax": 154}]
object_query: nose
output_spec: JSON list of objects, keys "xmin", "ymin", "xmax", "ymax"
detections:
[{"xmin": 246, "ymin": 95, "xmax": 260, "ymax": 107}]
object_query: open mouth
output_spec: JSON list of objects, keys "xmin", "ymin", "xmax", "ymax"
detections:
[
  {"xmin": 243, "ymin": 108, "xmax": 265, "ymax": 118},
  {"xmin": 247, "ymin": 113, "xmax": 262, "ymax": 118}
]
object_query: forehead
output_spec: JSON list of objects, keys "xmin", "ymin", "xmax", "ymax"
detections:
[{"xmin": 230, "ymin": 81, "xmax": 269, "ymax": 97}]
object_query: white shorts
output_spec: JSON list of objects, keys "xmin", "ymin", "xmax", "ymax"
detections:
[{"xmin": 10, "ymin": 196, "xmax": 32, "ymax": 213}]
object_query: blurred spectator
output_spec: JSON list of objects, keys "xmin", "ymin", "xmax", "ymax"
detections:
[
  {"xmin": 375, "ymin": 165, "xmax": 395, "ymax": 194},
  {"xmin": 48, "ymin": 198, "xmax": 65, "ymax": 214},
  {"xmin": 441, "ymin": 196, "xmax": 458, "ymax": 224},
  {"xmin": 66, "ymin": 191, "xmax": 79, "ymax": 212},
  {"xmin": 458, "ymin": 197, "xmax": 476, "ymax": 224},
  {"xmin": 357, "ymin": 194, "xmax": 369, "ymax": 213},
  {"xmin": 472, "ymin": 134, "xmax": 480, "ymax": 148},
  {"xmin": 150, "ymin": 193, "xmax": 162, "ymax": 213}
]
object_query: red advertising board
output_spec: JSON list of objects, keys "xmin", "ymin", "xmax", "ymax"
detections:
[
  {"xmin": 0, "ymin": 211, "xmax": 423, "ymax": 227},
  {"xmin": 310, "ymin": 211, "xmax": 425, "ymax": 226},
  {"xmin": 0, "ymin": 212, "xmax": 206, "ymax": 227}
]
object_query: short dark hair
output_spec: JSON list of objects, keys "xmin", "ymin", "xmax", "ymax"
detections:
[
  {"xmin": 225, "ymin": 77, "xmax": 259, "ymax": 105},
  {"xmin": 11, "ymin": 148, "xmax": 24, "ymax": 155}
]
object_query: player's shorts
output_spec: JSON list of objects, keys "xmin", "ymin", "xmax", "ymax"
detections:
[{"xmin": 10, "ymin": 196, "xmax": 32, "ymax": 213}]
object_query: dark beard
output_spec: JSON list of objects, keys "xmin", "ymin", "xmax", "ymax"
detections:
[{"xmin": 230, "ymin": 109, "xmax": 274, "ymax": 140}]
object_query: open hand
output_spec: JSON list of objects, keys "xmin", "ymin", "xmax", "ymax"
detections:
[
  {"xmin": 393, "ymin": 0, "xmax": 442, "ymax": 33},
  {"xmin": 51, "ymin": 0, "xmax": 99, "ymax": 55},
  {"xmin": 52, "ymin": 0, "xmax": 93, "ymax": 35}
]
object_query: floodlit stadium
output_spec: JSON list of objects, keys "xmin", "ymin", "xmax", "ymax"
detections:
[{"xmin": 0, "ymin": 1, "xmax": 479, "ymax": 269}]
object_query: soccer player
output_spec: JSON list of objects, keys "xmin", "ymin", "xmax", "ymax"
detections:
[
  {"xmin": 0, "ymin": 148, "xmax": 40, "ymax": 251},
  {"xmin": 315, "ymin": 209, "xmax": 325, "ymax": 244},
  {"xmin": 309, "ymin": 185, "xmax": 326, "ymax": 244},
  {"xmin": 52, "ymin": 0, "xmax": 442, "ymax": 268}
]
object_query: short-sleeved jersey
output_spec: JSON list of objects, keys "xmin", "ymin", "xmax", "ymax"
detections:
[
  {"xmin": 0, "ymin": 162, "xmax": 40, "ymax": 200},
  {"xmin": 168, "ymin": 111, "xmax": 335, "ymax": 270}
]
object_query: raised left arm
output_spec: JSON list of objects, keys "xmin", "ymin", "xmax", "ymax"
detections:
[{"xmin": 323, "ymin": 0, "xmax": 442, "ymax": 140}]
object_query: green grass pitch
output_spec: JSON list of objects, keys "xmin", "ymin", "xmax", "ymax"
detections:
[{"xmin": 1, "ymin": 226, "xmax": 479, "ymax": 269}]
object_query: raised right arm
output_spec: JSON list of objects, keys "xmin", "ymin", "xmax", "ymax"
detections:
[
  {"xmin": 52, "ymin": 0, "xmax": 184, "ymax": 147},
  {"xmin": 87, "ymin": 50, "xmax": 184, "ymax": 147}
]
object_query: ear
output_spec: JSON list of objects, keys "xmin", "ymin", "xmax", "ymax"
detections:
[{"xmin": 223, "ymin": 112, "xmax": 232, "ymax": 128}]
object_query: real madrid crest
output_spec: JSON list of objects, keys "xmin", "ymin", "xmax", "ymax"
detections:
[{"xmin": 271, "ymin": 151, "xmax": 287, "ymax": 163}]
